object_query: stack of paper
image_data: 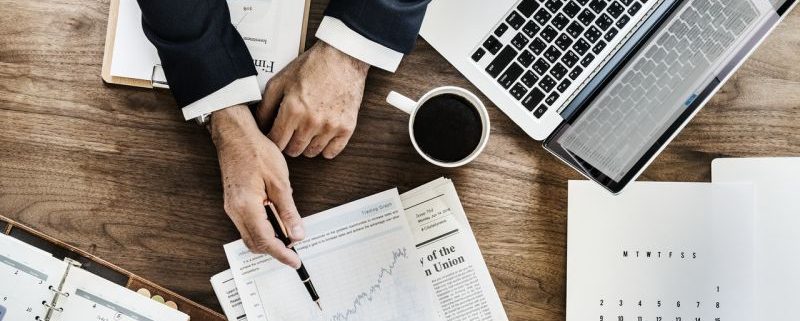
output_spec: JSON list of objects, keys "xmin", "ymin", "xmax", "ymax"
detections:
[
  {"xmin": 567, "ymin": 157, "xmax": 800, "ymax": 321},
  {"xmin": 211, "ymin": 178, "xmax": 509, "ymax": 321}
]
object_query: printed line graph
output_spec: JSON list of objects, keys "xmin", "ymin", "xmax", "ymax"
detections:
[{"xmin": 328, "ymin": 248, "xmax": 409, "ymax": 321}]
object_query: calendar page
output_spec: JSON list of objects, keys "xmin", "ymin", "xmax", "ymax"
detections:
[
  {"xmin": 567, "ymin": 181, "xmax": 756, "ymax": 321},
  {"xmin": 0, "ymin": 234, "xmax": 68, "ymax": 321},
  {"xmin": 52, "ymin": 267, "xmax": 188, "ymax": 321}
]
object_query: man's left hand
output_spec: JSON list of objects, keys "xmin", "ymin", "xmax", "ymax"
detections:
[{"xmin": 256, "ymin": 41, "xmax": 370, "ymax": 159}]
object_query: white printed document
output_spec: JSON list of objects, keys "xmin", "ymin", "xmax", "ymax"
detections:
[
  {"xmin": 224, "ymin": 189, "xmax": 439, "ymax": 321},
  {"xmin": 217, "ymin": 178, "xmax": 509, "ymax": 321},
  {"xmin": 713, "ymin": 157, "xmax": 800, "ymax": 320},
  {"xmin": 567, "ymin": 181, "xmax": 756, "ymax": 321}
]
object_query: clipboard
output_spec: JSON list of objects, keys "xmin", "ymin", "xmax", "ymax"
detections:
[{"xmin": 101, "ymin": 0, "xmax": 312, "ymax": 89}]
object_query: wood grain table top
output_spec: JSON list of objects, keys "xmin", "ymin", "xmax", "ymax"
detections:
[{"xmin": 1, "ymin": 1, "xmax": 798, "ymax": 320}]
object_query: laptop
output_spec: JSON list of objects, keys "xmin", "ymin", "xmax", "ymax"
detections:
[{"xmin": 420, "ymin": 0, "xmax": 797, "ymax": 193}]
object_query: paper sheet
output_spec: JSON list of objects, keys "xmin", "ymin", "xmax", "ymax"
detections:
[
  {"xmin": 401, "ymin": 178, "xmax": 508, "ymax": 321},
  {"xmin": 224, "ymin": 189, "xmax": 438, "ymax": 321},
  {"xmin": 211, "ymin": 270, "xmax": 248, "ymax": 321},
  {"xmin": 567, "ymin": 181, "xmax": 756, "ymax": 321},
  {"xmin": 54, "ymin": 267, "xmax": 188, "ymax": 321},
  {"xmin": 712, "ymin": 157, "xmax": 800, "ymax": 320},
  {"xmin": 0, "ymin": 234, "xmax": 68, "ymax": 321}
]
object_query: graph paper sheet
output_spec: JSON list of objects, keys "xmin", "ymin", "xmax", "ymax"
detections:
[{"xmin": 224, "ymin": 189, "xmax": 438, "ymax": 321}]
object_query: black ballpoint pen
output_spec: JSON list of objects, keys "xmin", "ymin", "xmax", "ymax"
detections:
[{"xmin": 265, "ymin": 203, "xmax": 322, "ymax": 310}]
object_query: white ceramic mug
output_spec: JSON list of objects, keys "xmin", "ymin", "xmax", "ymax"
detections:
[{"xmin": 386, "ymin": 86, "xmax": 490, "ymax": 168}]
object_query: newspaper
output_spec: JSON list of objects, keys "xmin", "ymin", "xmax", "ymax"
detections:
[{"xmin": 211, "ymin": 178, "xmax": 507, "ymax": 321}]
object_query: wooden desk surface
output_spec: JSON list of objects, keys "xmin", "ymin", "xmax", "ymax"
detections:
[{"xmin": 1, "ymin": 1, "xmax": 798, "ymax": 320}]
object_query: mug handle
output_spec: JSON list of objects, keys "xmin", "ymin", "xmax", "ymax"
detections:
[{"xmin": 386, "ymin": 91, "xmax": 417, "ymax": 115}]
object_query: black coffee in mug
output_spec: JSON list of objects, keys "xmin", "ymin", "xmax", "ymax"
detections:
[{"xmin": 412, "ymin": 94, "xmax": 484, "ymax": 163}]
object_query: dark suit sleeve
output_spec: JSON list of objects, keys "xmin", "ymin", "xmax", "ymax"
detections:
[
  {"xmin": 137, "ymin": 0, "xmax": 257, "ymax": 108},
  {"xmin": 324, "ymin": 0, "xmax": 432, "ymax": 54}
]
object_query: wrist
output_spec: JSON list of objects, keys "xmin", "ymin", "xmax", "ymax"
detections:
[
  {"xmin": 316, "ymin": 41, "xmax": 370, "ymax": 75},
  {"xmin": 209, "ymin": 105, "xmax": 258, "ymax": 145}
]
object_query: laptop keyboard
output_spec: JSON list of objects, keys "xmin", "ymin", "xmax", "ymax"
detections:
[
  {"xmin": 558, "ymin": 0, "xmax": 760, "ymax": 180},
  {"xmin": 473, "ymin": 0, "xmax": 654, "ymax": 119}
]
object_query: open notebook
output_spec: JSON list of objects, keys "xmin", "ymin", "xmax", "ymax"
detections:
[
  {"xmin": 0, "ymin": 233, "xmax": 187, "ymax": 321},
  {"xmin": 0, "ymin": 235, "xmax": 189, "ymax": 321},
  {"xmin": 0, "ymin": 216, "xmax": 226, "ymax": 321}
]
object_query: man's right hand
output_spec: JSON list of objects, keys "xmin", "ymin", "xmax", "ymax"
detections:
[{"xmin": 210, "ymin": 105, "xmax": 304, "ymax": 269}]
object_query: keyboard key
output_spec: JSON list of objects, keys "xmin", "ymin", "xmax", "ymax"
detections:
[
  {"xmin": 580, "ymin": 53, "xmax": 595, "ymax": 67},
  {"xmin": 495, "ymin": 23, "xmax": 509, "ymax": 37},
  {"xmin": 539, "ymin": 75, "xmax": 557, "ymax": 91},
  {"xmin": 584, "ymin": 26, "xmax": 602, "ymax": 43},
  {"xmin": 517, "ymin": 50, "xmax": 536, "ymax": 67},
  {"xmin": 552, "ymin": 13, "xmax": 570, "ymax": 30},
  {"xmin": 577, "ymin": 9, "xmax": 596, "ymax": 25},
  {"xmin": 545, "ymin": 0, "xmax": 564, "ymax": 13},
  {"xmin": 529, "ymin": 37, "xmax": 547, "ymax": 55},
  {"xmin": 628, "ymin": 2, "xmax": 642, "ymax": 15},
  {"xmin": 550, "ymin": 62, "xmax": 568, "ymax": 80},
  {"xmin": 498, "ymin": 62, "xmax": 525, "ymax": 88},
  {"xmin": 510, "ymin": 83, "xmax": 528, "ymax": 100},
  {"xmin": 522, "ymin": 88, "xmax": 546, "ymax": 111},
  {"xmin": 472, "ymin": 48, "xmax": 486, "ymax": 62},
  {"xmin": 533, "ymin": 105, "xmax": 548, "ymax": 118},
  {"xmin": 522, "ymin": 21, "xmax": 540, "ymax": 38},
  {"xmin": 521, "ymin": 71, "xmax": 539, "ymax": 87},
  {"xmin": 486, "ymin": 46, "xmax": 518, "ymax": 77},
  {"xmin": 569, "ymin": 66, "xmax": 584, "ymax": 79},
  {"xmin": 557, "ymin": 79, "xmax": 572, "ymax": 92},
  {"xmin": 620, "ymin": 0, "xmax": 633, "ymax": 5},
  {"xmin": 563, "ymin": 1, "xmax": 581, "ymax": 17},
  {"xmin": 589, "ymin": 0, "xmax": 607, "ymax": 13},
  {"xmin": 533, "ymin": 58, "xmax": 551, "ymax": 75},
  {"xmin": 511, "ymin": 33, "xmax": 530, "ymax": 50},
  {"xmin": 607, "ymin": 2, "xmax": 625, "ymax": 18},
  {"xmin": 517, "ymin": 0, "xmax": 540, "ymax": 17},
  {"xmin": 573, "ymin": 38, "xmax": 591, "ymax": 55},
  {"xmin": 545, "ymin": 91, "xmax": 560, "ymax": 105},
  {"xmin": 577, "ymin": 0, "xmax": 590, "ymax": 5},
  {"xmin": 592, "ymin": 40, "xmax": 606, "ymax": 54},
  {"xmin": 544, "ymin": 45, "xmax": 562, "ymax": 63},
  {"xmin": 604, "ymin": 27, "xmax": 618, "ymax": 41},
  {"xmin": 507, "ymin": 11, "xmax": 526, "ymax": 29},
  {"xmin": 534, "ymin": 8, "xmax": 552, "ymax": 25},
  {"xmin": 555, "ymin": 33, "xmax": 573, "ymax": 51},
  {"xmin": 483, "ymin": 35, "xmax": 503, "ymax": 54},
  {"xmin": 567, "ymin": 21, "xmax": 585, "ymax": 38},
  {"xmin": 561, "ymin": 50, "xmax": 579, "ymax": 67},
  {"xmin": 595, "ymin": 13, "xmax": 613, "ymax": 30},
  {"xmin": 541, "ymin": 25, "xmax": 558, "ymax": 42},
  {"xmin": 616, "ymin": 14, "xmax": 631, "ymax": 28}
]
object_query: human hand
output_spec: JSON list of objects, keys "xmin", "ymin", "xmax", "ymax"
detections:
[
  {"xmin": 210, "ymin": 105, "xmax": 304, "ymax": 268},
  {"xmin": 256, "ymin": 41, "xmax": 370, "ymax": 159}
]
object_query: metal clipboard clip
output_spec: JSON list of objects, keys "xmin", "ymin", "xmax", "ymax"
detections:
[{"xmin": 151, "ymin": 64, "xmax": 169, "ymax": 89}]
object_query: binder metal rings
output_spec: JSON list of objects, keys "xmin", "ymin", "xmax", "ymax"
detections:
[
  {"xmin": 47, "ymin": 285, "xmax": 70, "ymax": 297},
  {"xmin": 41, "ymin": 301, "xmax": 64, "ymax": 312}
]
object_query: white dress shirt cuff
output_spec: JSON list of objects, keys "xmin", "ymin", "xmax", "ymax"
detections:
[
  {"xmin": 315, "ymin": 16, "xmax": 404, "ymax": 72},
  {"xmin": 181, "ymin": 75, "xmax": 262, "ymax": 120}
]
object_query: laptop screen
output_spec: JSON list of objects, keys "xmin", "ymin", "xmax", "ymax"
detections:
[{"xmin": 544, "ymin": 0, "xmax": 793, "ymax": 193}]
